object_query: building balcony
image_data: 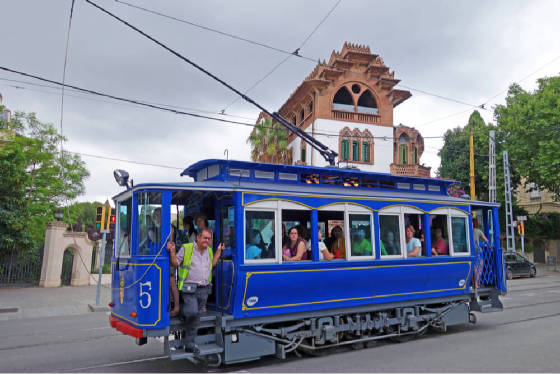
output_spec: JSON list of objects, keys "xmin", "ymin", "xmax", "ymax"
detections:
[
  {"xmin": 332, "ymin": 110, "xmax": 380, "ymax": 124},
  {"xmin": 390, "ymin": 163, "xmax": 431, "ymax": 178}
]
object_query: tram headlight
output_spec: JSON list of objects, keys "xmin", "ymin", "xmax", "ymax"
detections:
[{"xmin": 113, "ymin": 169, "xmax": 130, "ymax": 189}]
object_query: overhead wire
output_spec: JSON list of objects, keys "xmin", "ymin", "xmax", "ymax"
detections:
[
  {"xmin": 114, "ymin": 0, "xmax": 317, "ymax": 63},
  {"xmin": 220, "ymin": 0, "xmax": 342, "ymax": 112},
  {"xmin": 0, "ymin": 76, "xmax": 257, "ymax": 121}
]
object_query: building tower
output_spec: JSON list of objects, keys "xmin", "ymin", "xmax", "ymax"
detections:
[{"xmin": 253, "ymin": 42, "xmax": 430, "ymax": 177}]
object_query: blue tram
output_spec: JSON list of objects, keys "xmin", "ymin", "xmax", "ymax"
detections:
[{"xmin": 109, "ymin": 159, "xmax": 506, "ymax": 365}]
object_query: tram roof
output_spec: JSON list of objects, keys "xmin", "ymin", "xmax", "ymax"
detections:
[{"xmin": 112, "ymin": 159, "xmax": 499, "ymax": 207}]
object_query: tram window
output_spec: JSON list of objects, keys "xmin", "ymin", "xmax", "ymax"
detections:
[
  {"xmin": 245, "ymin": 210, "xmax": 276, "ymax": 260},
  {"xmin": 220, "ymin": 206, "xmax": 235, "ymax": 249},
  {"xmin": 404, "ymin": 213, "xmax": 424, "ymax": 256},
  {"xmin": 137, "ymin": 192, "xmax": 162, "ymax": 255},
  {"xmin": 379, "ymin": 215, "xmax": 402, "ymax": 256},
  {"xmin": 349, "ymin": 214, "xmax": 373, "ymax": 257},
  {"xmin": 451, "ymin": 216, "xmax": 469, "ymax": 254},
  {"xmin": 282, "ymin": 209, "xmax": 311, "ymax": 260},
  {"xmin": 430, "ymin": 214, "xmax": 449, "ymax": 256},
  {"xmin": 319, "ymin": 210, "xmax": 346, "ymax": 260},
  {"xmin": 116, "ymin": 197, "xmax": 132, "ymax": 257}
]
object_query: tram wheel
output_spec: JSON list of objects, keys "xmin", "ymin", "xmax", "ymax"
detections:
[{"xmin": 469, "ymin": 312, "xmax": 477, "ymax": 324}]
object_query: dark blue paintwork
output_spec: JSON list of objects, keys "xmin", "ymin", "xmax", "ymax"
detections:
[{"xmin": 110, "ymin": 159, "xmax": 505, "ymax": 331}]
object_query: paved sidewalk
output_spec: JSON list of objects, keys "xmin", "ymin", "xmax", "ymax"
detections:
[{"xmin": 0, "ymin": 284, "xmax": 111, "ymax": 321}]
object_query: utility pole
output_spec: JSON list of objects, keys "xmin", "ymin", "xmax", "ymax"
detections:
[
  {"xmin": 489, "ymin": 130, "xmax": 496, "ymax": 203},
  {"xmin": 469, "ymin": 130, "xmax": 475, "ymax": 200},
  {"xmin": 503, "ymin": 151, "xmax": 515, "ymax": 252}
]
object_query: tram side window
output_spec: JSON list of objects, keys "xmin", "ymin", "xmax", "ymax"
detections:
[
  {"xmin": 451, "ymin": 216, "xmax": 469, "ymax": 254},
  {"xmin": 349, "ymin": 214, "xmax": 373, "ymax": 257},
  {"xmin": 430, "ymin": 214, "xmax": 449, "ymax": 256},
  {"xmin": 137, "ymin": 192, "xmax": 162, "ymax": 255},
  {"xmin": 379, "ymin": 215, "xmax": 402, "ymax": 256},
  {"xmin": 282, "ymin": 209, "xmax": 311, "ymax": 260},
  {"xmin": 404, "ymin": 213, "xmax": 424, "ymax": 256},
  {"xmin": 319, "ymin": 210, "xmax": 346, "ymax": 260},
  {"xmin": 116, "ymin": 197, "xmax": 132, "ymax": 257},
  {"xmin": 245, "ymin": 210, "xmax": 275, "ymax": 260}
]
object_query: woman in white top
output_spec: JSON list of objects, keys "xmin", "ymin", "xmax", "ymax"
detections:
[
  {"xmin": 405, "ymin": 225, "xmax": 421, "ymax": 257},
  {"xmin": 318, "ymin": 228, "xmax": 334, "ymax": 261}
]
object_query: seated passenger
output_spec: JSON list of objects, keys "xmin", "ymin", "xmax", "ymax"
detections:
[
  {"xmin": 431, "ymin": 227, "xmax": 449, "ymax": 256},
  {"xmin": 318, "ymin": 228, "xmax": 334, "ymax": 261},
  {"xmin": 246, "ymin": 229, "xmax": 263, "ymax": 259},
  {"xmin": 282, "ymin": 226, "xmax": 307, "ymax": 261},
  {"xmin": 382, "ymin": 231, "xmax": 398, "ymax": 255},
  {"xmin": 329, "ymin": 225, "xmax": 346, "ymax": 259},
  {"xmin": 405, "ymin": 225, "xmax": 421, "ymax": 257},
  {"xmin": 351, "ymin": 227, "xmax": 372, "ymax": 256}
]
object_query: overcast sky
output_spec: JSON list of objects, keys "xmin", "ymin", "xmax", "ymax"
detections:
[{"xmin": 1, "ymin": 0, "xmax": 559, "ymax": 203}]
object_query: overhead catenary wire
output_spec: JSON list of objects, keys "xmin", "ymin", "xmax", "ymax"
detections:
[
  {"xmin": 6, "ymin": 64, "xmax": 560, "ymax": 143},
  {"xmin": 114, "ymin": 0, "xmax": 317, "ymax": 63},
  {"xmin": 0, "ymin": 76, "xmax": 257, "ymax": 121},
  {"xmin": 220, "ymin": 0, "xmax": 342, "ymax": 112}
]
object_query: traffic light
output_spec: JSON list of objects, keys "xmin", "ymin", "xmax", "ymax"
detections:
[
  {"xmin": 109, "ymin": 208, "xmax": 116, "ymax": 231},
  {"xmin": 95, "ymin": 206, "xmax": 106, "ymax": 230}
]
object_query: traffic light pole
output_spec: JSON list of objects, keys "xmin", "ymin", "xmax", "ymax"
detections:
[{"xmin": 95, "ymin": 229, "xmax": 109, "ymax": 306}]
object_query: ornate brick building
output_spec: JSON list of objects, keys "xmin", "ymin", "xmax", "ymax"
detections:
[{"xmin": 254, "ymin": 42, "xmax": 431, "ymax": 177}]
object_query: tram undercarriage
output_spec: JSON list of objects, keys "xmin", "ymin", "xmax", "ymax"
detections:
[{"xmin": 162, "ymin": 295, "xmax": 490, "ymax": 365}]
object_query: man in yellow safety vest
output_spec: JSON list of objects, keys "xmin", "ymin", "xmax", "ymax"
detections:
[{"xmin": 167, "ymin": 227, "xmax": 224, "ymax": 354}]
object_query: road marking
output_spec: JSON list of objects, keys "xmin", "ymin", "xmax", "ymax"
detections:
[
  {"xmin": 518, "ymin": 293, "xmax": 537, "ymax": 297},
  {"xmin": 547, "ymin": 290, "xmax": 560, "ymax": 294},
  {"xmin": 60, "ymin": 355, "xmax": 168, "ymax": 372},
  {"xmin": 83, "ymin": 326, "xmax": 111, "ymax": 331}
]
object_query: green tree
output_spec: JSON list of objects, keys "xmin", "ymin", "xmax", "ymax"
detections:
[
  {"xmin": 494, "ymin": 76, "xmax": 560, "ymax": 199},
  {"xmin": 437, "ymin": 110, "xmax": 523, "ymax": 227},
  {"xmin": 0, "ymin": 110, "xmax": 90, "ymax": 252},
  {"xmin": 247, "ymin": 118, "xmax": 291, "ymax": 164},
  {"xmin": 0, "ymin": 134, "xmax": 32, "ymax": 255}
]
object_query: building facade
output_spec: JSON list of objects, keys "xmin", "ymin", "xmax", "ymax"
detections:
[
  {"xmin": 516, "ymin": 179, "xmax": 560, "ymax": 214},
  {"xmin": 253, "ymin": 42, "xmax": 430, "ymax": 177}
]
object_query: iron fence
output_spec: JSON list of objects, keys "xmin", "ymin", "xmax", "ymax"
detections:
[{"xmin": 0, "ymin": 250, "xmax": 42, "ymax": 286}]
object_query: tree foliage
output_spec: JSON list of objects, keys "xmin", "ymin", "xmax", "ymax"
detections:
[
  {"xmin": 247, "ymin": 118, "xmax": 291, "ymax": 164},
  {"xmin": 438, "ymin": 110, "xmax": 521, "ymax": 202},
  {"xmin": 494, "ymin": 76, "xmax": 560, "ymax": 199},
  {"xmin": 0, "ymin": 109, "xmax": 90, "ymax": 253}
]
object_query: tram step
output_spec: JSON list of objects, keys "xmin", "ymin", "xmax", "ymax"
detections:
[
  {"xmin": 169, "ymin": 344, "xmax": 223, "ymax": 361},
  {"xmin": 169, "ymin": 334, "xmax": 217, "ymax": 348},
  {"xmin": 169, "ymin": 314, "xmax": 218, "ymax": 329}
]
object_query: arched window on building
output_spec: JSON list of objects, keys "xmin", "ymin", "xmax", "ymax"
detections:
[
  {"xmin": 340, "ymin": 127, "xmax": 351, "ymax": 161},
  {"xmin": 300, "ymin": 140, "xmax": 307, "ymax": 164},
  {"xmin": 300, "ymin": 108, "xmax": 305, "ymax": 123},
  {"xmin": 308, "ymin": 101, "xmax": 313, "ymax": 114},
  {"xmin": 357, "ymin": 90, "xmax": 378, "ymax": 115},
  {"xmin": 352, "ymin": 140, "xmax": 360, "ymax": 161},
  {"xmin": 412, "ymin": 147, "xmax": 418, "ymax": 164},
  {"xmin": 333, "ymin": 87, "xmax": 354, "ymax": 112},
  {"xmin": 291, "ymin": 115, "xmax": 297, "ymax": 125},
  {"xmin": 362, "ymin": 130, "xmax": 374, "ymax": 163},
  {"xmin": 398, "ymin": 134, "xmax": 409, "ymax": 164}
]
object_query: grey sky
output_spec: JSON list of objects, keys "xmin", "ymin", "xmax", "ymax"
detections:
[{"xmin": 1, "ymin": 0, "xmax": 559, "ymax": 202}]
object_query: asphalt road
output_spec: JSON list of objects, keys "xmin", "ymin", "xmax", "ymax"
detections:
[{"xmin": 1, "ymin": 272, "xmax": 559, "ymax": 373}]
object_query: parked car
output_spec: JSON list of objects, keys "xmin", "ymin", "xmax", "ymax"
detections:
[{"xmin": 504, "ymin": 252, "xmax": 537, "ymax": 279}]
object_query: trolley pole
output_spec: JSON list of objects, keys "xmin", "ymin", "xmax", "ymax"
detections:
[
  {"xmin": 96, "ymin": 229, "xmax": 109, "ymax": 305},
  {"xmin": 469, "ymin": 130, "xmax": 475, "ymax": 200}
]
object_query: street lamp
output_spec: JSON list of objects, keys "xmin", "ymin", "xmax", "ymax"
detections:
[{"xmin": 54, "ymin": 209, "xmax": 64, "ymax": 221}]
